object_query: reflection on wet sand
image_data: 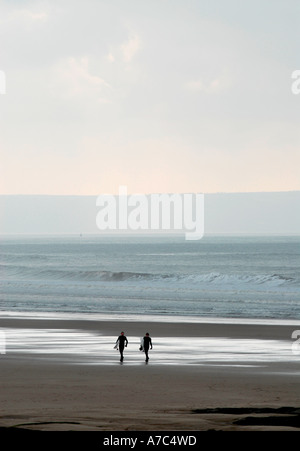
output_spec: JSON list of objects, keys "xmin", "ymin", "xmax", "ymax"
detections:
[{"xmin": 4, "ymin": 328, "xmax": 295, "ymax": 367}]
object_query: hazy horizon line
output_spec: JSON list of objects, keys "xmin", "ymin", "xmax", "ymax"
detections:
[{"xmin": 1, "ymin": 190, "xmax": 300, "ymax": 197}]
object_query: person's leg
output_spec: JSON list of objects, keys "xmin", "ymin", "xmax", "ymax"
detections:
[
  {"xmin": 119, "ymin": 345, "xmax": 124, "ymax": 361},
  {"xmin": 144, "ymin": 347, "xmax": 149, "ymax": 362}
]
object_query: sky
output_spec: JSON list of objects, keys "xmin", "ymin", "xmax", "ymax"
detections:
[{"xmin": 0, "ymin": 0, "xmax": 300, "ymax": 196}]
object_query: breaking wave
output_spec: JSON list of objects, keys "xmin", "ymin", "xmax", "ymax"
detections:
[{"xmin": 1, "ymin": 264, "xmax": 296, "ymax": 290}]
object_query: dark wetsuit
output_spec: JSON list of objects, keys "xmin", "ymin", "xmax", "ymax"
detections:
[
  {"xmin": 116, "ymin": 334, "xmax": 128, "ymax": 361},
  {"xmin": 143, "ymin": 336, "xmax": 152, "ymax": 362}
]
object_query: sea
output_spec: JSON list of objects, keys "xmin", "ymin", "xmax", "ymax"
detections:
[{"xmin": 0, "ymin": 234, "xmax": 299, "ymax": 321}]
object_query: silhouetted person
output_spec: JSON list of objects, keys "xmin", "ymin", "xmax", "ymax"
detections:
[
  {"xmin": 115, "ymin": 331, "xmax": 128, "ymax": 362},
  {"xmin": 142, "ymin": 332, "xmax": 153, "ymax": 362}
]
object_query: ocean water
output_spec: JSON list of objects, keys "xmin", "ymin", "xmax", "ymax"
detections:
[{"xmin": 0, "ymin": 235, "xmax": 299, "ymax": 321}]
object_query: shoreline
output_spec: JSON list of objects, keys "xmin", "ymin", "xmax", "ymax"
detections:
[
  {"xmin": 2, "ymin": 309, "xmax": 300, "ymax": 323},
  {"xmin": 1, "ymin": 312, "xmax": 299, "ymax": 366},
  {"xmin": 1, "ymin": 310, "xmax": 299, "ymax": 340}
]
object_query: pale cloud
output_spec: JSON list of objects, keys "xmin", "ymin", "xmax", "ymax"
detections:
[
  {"xmin": 1, "ymin": 0, "xmax": 299, "ymax": 196},
  {"xmin": 6, "ymin": 8, "xmax": 49, "ymax": 24},
  {"xmin": 52, "ymin": 56, "xmax": 112, "ymax": 102},
  {"xmin": 24, "ymin": 11, "xmax": 48, "ymax": 21},
  {"xmin": 184, "ymin": 78, "xmax": 223, "ymax": 93},
  {"xmin": 105, "ymin": 33, "xmax": 142, "ymax": 67},
  {"xmin": 107, "ymin": 53, "xmax": 115, "ymax": 63},
  {"xmin": 120, "ymin": 33, "xmax": 142, "ymax": 63}
]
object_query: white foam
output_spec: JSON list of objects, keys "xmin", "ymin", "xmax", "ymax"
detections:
[{"xmin": 2, "ymin": 310, "xmax": 300, "ymax": 326}]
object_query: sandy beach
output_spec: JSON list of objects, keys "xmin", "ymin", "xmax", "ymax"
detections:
[{"xmin": 1, "ymin": 315, "xmax": 300, "ymax": 431}]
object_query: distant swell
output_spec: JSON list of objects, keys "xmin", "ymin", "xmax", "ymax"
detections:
[
  {"xmin": 1, "ymin": 266, "xmax": 155, "ymax": 282},
  {"xmin": 0, "ymin": 264, "xmax": 295, "ymax": 288}
]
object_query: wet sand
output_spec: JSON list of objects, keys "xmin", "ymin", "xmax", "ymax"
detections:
[{"xmin": 1, "ymin": 315, "xmax": 300, "ymax": 431}]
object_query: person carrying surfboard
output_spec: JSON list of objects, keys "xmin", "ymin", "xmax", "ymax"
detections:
[
  {"xmin": 141, "ymin": 332, "xmax": 153, "ymax": 362},
  {"xmin": 115, "ymin": 331, "xmax": 128, "ymax": 362}
]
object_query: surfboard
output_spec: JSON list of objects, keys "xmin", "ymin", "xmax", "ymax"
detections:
[{"xmin": 139, "ymin": 337, "xmax": 144, "ymax": 351}]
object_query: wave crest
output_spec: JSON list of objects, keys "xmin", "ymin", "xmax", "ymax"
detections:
[{"xmin": 1, "ymin": 264, "xmax": 295, "ymax": 288}]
